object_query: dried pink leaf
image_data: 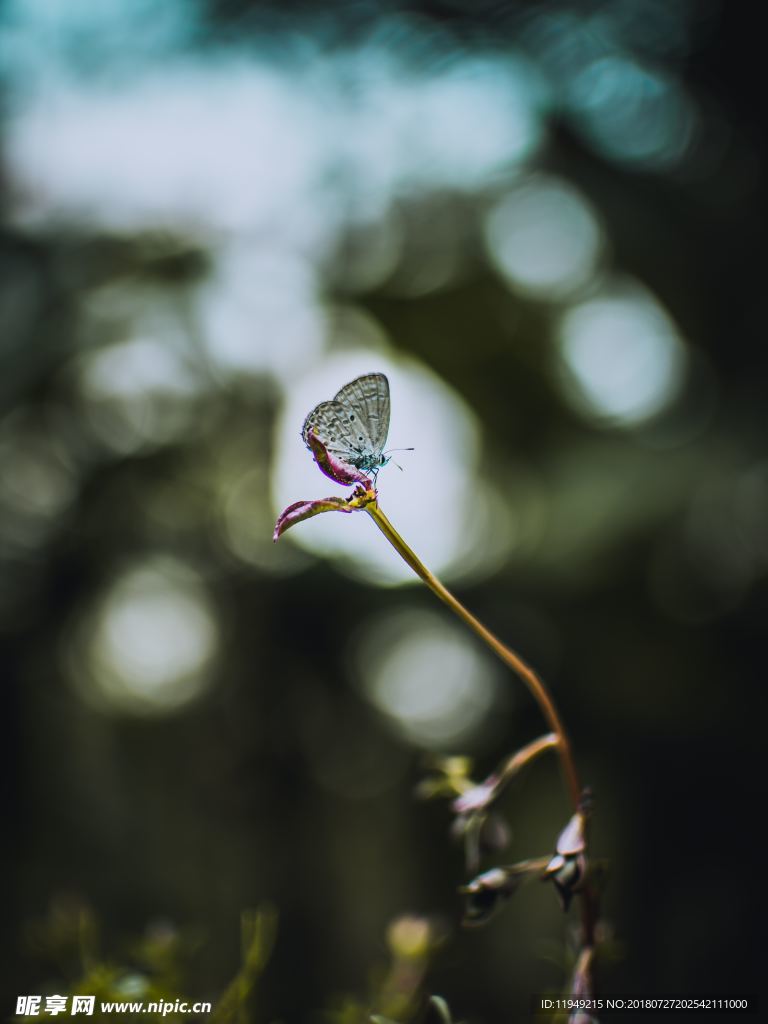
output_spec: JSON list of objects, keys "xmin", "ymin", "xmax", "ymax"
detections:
[
  {"xmin": 273, "ymin": 496, "xmax": 355, "ymax": 541},
  {"xmin": 306, "ymin": 431, "xmax": 372, "ymax": 487}
]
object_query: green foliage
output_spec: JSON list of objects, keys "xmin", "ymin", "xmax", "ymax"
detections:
[
  {"xmin": 21, "ymin": 900, "xmax": 458, "ymax": 1024},
  {"xmin": 22, "ymin": 899, "xmax": 271, "ymax": 1023},
  {"xmin": 209, "ymin": 908, "xmax": 278, "ymax": 1024}
]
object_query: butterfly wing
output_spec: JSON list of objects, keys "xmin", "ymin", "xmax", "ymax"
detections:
[
  {"xmin": 301, "ymin": 400, "xmax": 357, "ymax": 462},
  {"xmin": 333, "ymin": 372, "xmax": 390, "ymax": 455}
]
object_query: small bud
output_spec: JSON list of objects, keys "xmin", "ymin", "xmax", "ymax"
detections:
[
  {"xmin": 460, "ymin": 867, "xmax": 518, "ymax": 927},
  {"xmin": 545, "ymin": 853, "xmax": 587, "ymax": 911},
  {"xmin": 555, "ymin": 810, "xmax": 587, "ymax": 858},
  {"xmin": 386, "ymin": 915, "xmax": 433, "ymax": 959},
  {"xmin": 452, "ymin": 780, "xmax": 497, "ymax": 815},
  {"xmin": 544, "ymin": 808, "xmax": 589, "ymax": 910}
]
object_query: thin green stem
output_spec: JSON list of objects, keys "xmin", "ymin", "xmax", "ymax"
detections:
[
  {"xmin": 365, "ymin": 499, "xmax": 597, "ymax": 951},
  {"xmin": 366, "ymin": 502, "xmax": 581, "ymax": 803}
]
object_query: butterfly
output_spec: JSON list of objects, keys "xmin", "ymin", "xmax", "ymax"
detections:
[{"xmin": 302, "ymin": 372, "xmax": 391, "ymax": 478}]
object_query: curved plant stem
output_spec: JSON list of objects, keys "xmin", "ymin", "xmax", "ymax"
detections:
[{"xmin": 365, "ymin": 499, "xmax": 597, "ymax": 951}]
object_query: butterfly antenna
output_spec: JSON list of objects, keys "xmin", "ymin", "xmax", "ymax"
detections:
[{"xmin": 384, "ymin": 447, "xmax": 414, "ymax": 472}]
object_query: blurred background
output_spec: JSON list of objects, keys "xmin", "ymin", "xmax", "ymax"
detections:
[{"xmin": 2, "ymin": 0, "xmax": 765, "ymax": 1020}]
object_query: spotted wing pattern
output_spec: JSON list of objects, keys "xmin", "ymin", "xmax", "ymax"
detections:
[
  {"xmin": 334, "ymin": 373, "xmax": 390, "ymax": 452},
  {"xmin": 302, "ymin": 372, "xmax": 390, "ymax": 474}
]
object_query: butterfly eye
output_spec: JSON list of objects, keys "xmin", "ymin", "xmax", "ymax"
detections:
[{"xmin": 349, "ymin": 414, "xmax": 355, "ymax": 421}]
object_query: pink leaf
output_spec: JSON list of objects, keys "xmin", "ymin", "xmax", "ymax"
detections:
[
  {"xmin": 306, "ymin": 432, "xmax": 372, "ymax": 487},
  {"xmin": 273, "ymin": 496, "xmax": 355, "ymax": 541}
]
